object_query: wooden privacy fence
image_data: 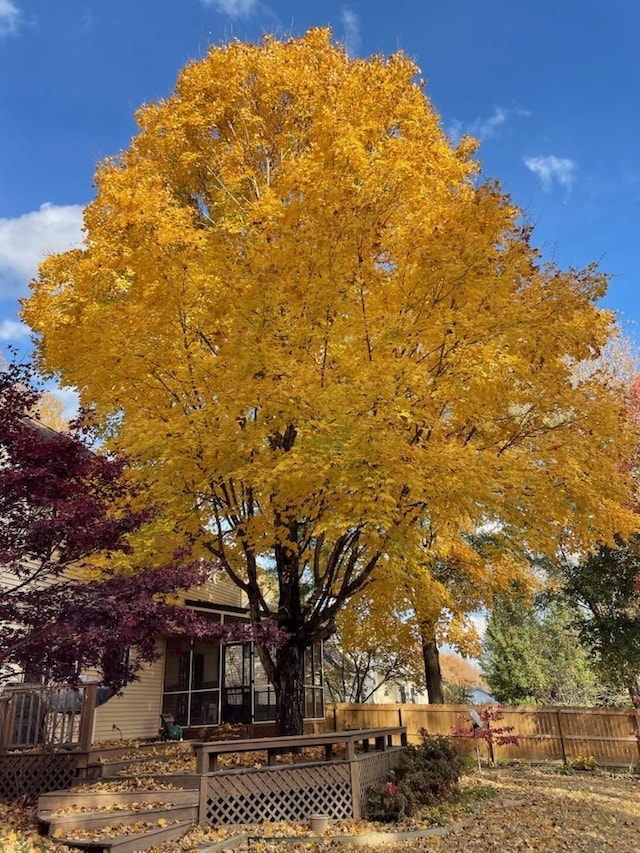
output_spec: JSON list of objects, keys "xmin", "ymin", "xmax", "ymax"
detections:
[{"xmin": 328, "ymin": 703, "xmax": 640, "ymax": 768}]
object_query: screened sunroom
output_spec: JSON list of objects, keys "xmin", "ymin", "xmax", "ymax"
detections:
[{"xmin": 161, "ymin": 603, "xmax": 324, "ymax": 729}]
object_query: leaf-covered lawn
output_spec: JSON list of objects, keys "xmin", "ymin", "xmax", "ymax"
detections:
[
  {"xmin": 381, "ymin": 768, "xmax": 640, "ymax": 853},
  {"xmin": 181, "ymin": 768, "xmax": 640, "ymax": 853},
  {"xmin": 2, "ymin": 768, "xmax": 639, "ymax": 852}
]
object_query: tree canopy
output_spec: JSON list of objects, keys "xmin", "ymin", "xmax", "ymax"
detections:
[
  {"xmin": 0, "ymin": 361, "xmax": 272, "ymax": 689},
  {"xmin": 323, "ymin": 589, "xmax": 423, "ymax": 704},
  {"xmin": 23, "ymin": 29, "xmax": 638, "ymax": 732},
  {"xmin": 559, "ymin": 540, "xmax": 640, "ymax": 697}
]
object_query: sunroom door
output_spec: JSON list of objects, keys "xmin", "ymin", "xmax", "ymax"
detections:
[{"xmin": 222, "ymin": 644, "xmax": 252, "ymax": 724}]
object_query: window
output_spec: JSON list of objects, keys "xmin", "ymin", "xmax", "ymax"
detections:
[
  {"xmin": 161, "ymin": 614, "xmax": 324, "ymax": 726},
  {"xmin": 222, "ymin": 644, "xmax": 251, "ymax": 724}
]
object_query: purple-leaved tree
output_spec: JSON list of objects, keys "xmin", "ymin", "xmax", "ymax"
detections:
[{"xmin": 0, "ymin": 361, "xmax": 282, "ymax": 689}]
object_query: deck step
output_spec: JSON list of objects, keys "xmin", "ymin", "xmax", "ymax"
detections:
[
  {"xmin": 86, "ymin": 741, "xmax": 191, "ymax": 763},
  {"xmin": 71, "ymin": 772, "xmax": 198, "ymax": 790},
  {"xmin": 90, "ymin": 748, "xmax": 194, "ymax": 778},
  {"xmin": 85, "ymin": 742, "xmax": 191, "ymax": 775},
  {"xmin": 38, "ymin": 787, "xmax": 198, "ymax": 811},
  {"xmin": 39, "ymin": 802, "xmax": 198, "ymax": 833},
  {"xmin": 52, "ymin": 818, "xmax": 193, "ymax": 853}
]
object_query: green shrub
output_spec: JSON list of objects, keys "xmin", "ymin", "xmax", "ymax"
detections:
[
  {"xmin": 570, "ymin": 754, "xmax": 598, "ymax": 771},
  {"xmin": 365, "ymin": 732, "xmax": 462, "ymax": 821},
  {"xmin": 364, "ymin": 779, "xmax": 407, "ymax": 822},
  {"xmin": 395, "ymin": 732, "xmax": 462, "ymax": 814}
]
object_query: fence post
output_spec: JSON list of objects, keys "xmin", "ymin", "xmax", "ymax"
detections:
[
  {"xmin": 633, "ymin": 710, "xmax": 640, "ymax": 763},
  {"xmin": 486, "ymin": 715, "xmax": 495, "ymax": 765},
  {"xmin": 556, "ymin": 708, "xmax": 568, "ymax": 765},
  {"xmin": 199, "ymin": 774, "xmax": 208, "ymax": 826},
  {"xmin": 333, "ymin": 706, "xmax": 338, "ymax": 732},
  {"xmin": 398, "ymin": 707, "xmax": 403, "ymax": 729},
  {"xmin": 0, "ymin": 696, "xmax": 16, "ymax": 752},
  {"xmin": 78, "ymin": 684, "xmax": 97, "ymax": 753}
]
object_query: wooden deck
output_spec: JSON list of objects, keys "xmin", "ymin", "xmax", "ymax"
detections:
[
  {"xmin": 193, "ymin": 725, "xmax": 408, "ymax": 773},
  {"xmin": 196, "ymin": 728, "xmax": 408, "ymax": 824}
]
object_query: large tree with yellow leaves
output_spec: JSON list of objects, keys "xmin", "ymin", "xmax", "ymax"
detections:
[{"xmin": 23, "ymin": 30, "xmax": 637, "ymax": 734}]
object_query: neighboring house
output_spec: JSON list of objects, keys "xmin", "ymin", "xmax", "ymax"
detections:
[
  {"xmin": 371, "ymin": 680, "xmax": 428, "ymax": 705},
  {"xmin": 468, "ymin": 687, "xmax": 496, "ymax": 705}
]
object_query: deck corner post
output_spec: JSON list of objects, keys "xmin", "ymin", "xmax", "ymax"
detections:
[
  {"xmin": 349, "ymin": 757, "xmax": 361, "ymax": 819},
  {"xmin": 199, "ymin": 774, "xmax": 208, "ymax": 826}
]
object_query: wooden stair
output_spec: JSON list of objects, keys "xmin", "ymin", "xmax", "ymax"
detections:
[
  {"xmin": 37, "ymin": 741, "xmax": 200, "ymax": 853},
  {"xmin": 42, "ymin": 819, "xmax": 193, "ymax": 853},
  {"xmin": 83, "ymin": 740, "xmax": 194, "ymax": 780}
]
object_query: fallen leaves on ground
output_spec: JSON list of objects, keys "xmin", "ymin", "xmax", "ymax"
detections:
[
  {"xmin": 6, "ymin": 767, "xmax": 640, "ymax": 852},
  {"xmin": 52, "ymin": 817, "xmax": 181, "ymax": 841},
  {"xmin": 0, "ymin": 802, "xmax": 72, "ymax": 853},
  {"xmin": 74, "ymin": 777, "xmax": 185, "ymax": 793},
  {"xmin": 158, "ymin": 769, "xmax": 640, "ymax": 853},
  {"xmin": 50, "ymin": 799, "xmax": 170, "ymax": 815},
  {"xmin": 382, "ymin": 768, "xmax": 640, "ymax": 853}
]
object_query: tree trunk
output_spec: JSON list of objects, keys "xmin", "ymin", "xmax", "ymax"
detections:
[
  {"xmin": 421, "ymin": 635, "xmax": 444, "ymax": 704},
  {"xmin": 273, "ymin": 639, "xmax": 306, "ymax": 736}
]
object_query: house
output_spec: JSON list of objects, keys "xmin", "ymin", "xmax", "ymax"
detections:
[
  {"xmin": 0, "ymin": 399, "xmax": 325, "ymax": 745},
  {"xmin": 92, "ymin": 573, "xmax": 326, "ymax": 743}
]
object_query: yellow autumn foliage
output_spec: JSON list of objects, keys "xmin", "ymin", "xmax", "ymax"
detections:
[
  {"xmin": 33, "ymin": 391, "xmax": 69, "ymax": 433},
  {"xmin": 23, "ymin": 30, "xmax": 638, "ymax": 663}
]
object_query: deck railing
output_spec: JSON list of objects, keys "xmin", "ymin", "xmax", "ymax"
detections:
[{"xmin": 0, "ymin": 683, "xmax": 97, "ymax": 753}]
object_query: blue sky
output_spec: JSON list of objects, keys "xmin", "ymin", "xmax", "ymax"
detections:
[{"xmin": 1, "ymin": 0, "xmax": 639, "ymax": 378}]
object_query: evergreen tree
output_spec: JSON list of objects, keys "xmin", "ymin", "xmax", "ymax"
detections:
[{"xmin": 482, "ymin": 596, "xmax": 598, "ymax": 705}]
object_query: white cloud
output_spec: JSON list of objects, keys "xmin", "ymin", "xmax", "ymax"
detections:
[
  {"xmin": 341, "ymin": 7, "xmax": 361, "ymax": 56},
  {"xmin": 0, "ymin": 0, "xmax": 19, "ymax": 36},
  {"xmin": 468, "ymin": 612, "xmax": 488, "ymax": 639},
  {"xmin": 523, "ymin": 155, "xmax": 576, "ymax": 192},
  {"xmin": 469, "ymin": 106, "xmax": 507, "ymax": 140},
  {"xmin": 0, "ymin": 319, "xmax": 28, "ymax": 341},
  {"xmin": 0, "ymin": 203, "xmax": 84, "ymax": 299},
  {"xmin": 199, "ymin": 0, "xmax": 257, "ymax": 17},
  {"xmin": 447, "ymin": 106, "xmax": 514, "ymax": 145}
]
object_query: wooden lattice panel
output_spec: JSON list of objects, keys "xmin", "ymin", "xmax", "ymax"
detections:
[
  {"xmin": 356, "ymin": 748, "xmax": 402, "ymax": 815},
  {"xmin": 0, "ymin": 753, "xmax": 78, "ymax": 802},
  {"xmin": 203, "ymin": 761, "xmax": 353, "ymax": 825}
]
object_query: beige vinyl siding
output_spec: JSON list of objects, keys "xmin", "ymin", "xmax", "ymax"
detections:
[
  {"xmin": 93, "ymin": 642, "xmax": 166, "ymax": 742},
  {"xmin": 186, "ymin": 573, "xmax": 244, "ymax": 608},
  {"xmin": 0, "ymin": 560, "xmax": 57, "ymax": 591},
  {"xmin": 0, "ymin": 561, "xmax": 55, "ymax": 682}
]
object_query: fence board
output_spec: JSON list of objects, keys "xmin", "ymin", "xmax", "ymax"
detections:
[{"xmin": 328, "ymin": 703, "xmax": 640, "ymax": 767}]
